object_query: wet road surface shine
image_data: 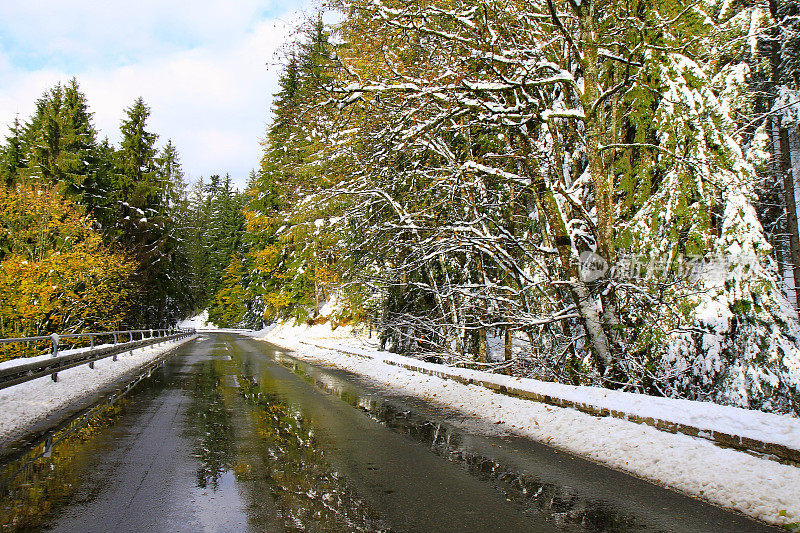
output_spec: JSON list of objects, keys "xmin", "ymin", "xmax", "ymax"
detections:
[{"xmin": 0, "ymin": 334, "xmax": 781, "ymax": 532}]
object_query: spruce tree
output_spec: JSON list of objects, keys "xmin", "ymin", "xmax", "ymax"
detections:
[
  {"xmin": 59, "ymin": 78, "xmax": 97, "ymax": 194},
  {"xmin": 779, "ymin": 0, "xmax": 800, "ymax": 88},
  {"xmin": 81, "ymin": 137, "xmax": 118, "ymax": 231},
  {"xmin": 21, "ymin": 84, "xmax": 63, "ymax": 184},
  {"xmin": 19, "ymin": 80, "xmax": 97, "ymax": 193},
  {"xmin": 114, "ymin": 97, "xmax": 177, "ymax": 326},
  {"xmin": 243, "ymin": 18, "xmax": 341, "ymax": 325},
  {"xmin": 0, "ymin": 117, "xmax": 25, "ymax": 185},
  {"xmin": 117, "ymin": 97, "xmax": 159, "ymax": 207}
]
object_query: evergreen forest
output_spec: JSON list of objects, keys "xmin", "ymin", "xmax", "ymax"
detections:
[{"xmin": 0, "ymin": 80, "xmax": 247, "ymax": 339}]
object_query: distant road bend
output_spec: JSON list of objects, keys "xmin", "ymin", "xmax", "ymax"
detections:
[{"xmin": 0, "ymin": 333, "xmax": 780, "ymax": 532}]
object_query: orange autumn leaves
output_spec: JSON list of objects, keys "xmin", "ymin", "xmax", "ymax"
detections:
[{"xmin": 0, "ymin": 185, "xmax": 135, "ymax": 341}]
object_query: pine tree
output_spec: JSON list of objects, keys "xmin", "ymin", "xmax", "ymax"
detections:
[
  {"xmin": 59, "ymin": 78, "xmax": 98, "ymax": 194},
  {"xmin": 757, "ymin": 0, "xmax": 800, "ymax": 311},
  {"xmin": 113, "ymin": 97, "xmax": 179, "ymax": 326},
  {"xmin": 21, "ymin": 84, "xmax": 64, "ymax": 184},
  {"xmin": 19, "ymin": 80, "xmax": 97, "ymax": 193},
  {"xmin": 204, "ymin": 174, "xmax": 246, "ymax": 297},
  {"xmin": 0, "ymin": 117, "xmax": 25, "ymax": 185},
  {"xmin": 117, "ymin": 97, "xmax": 159, "ymax": 208},
  {"xmin": 182, "ymin": 177, "xmax": 211, "ymax": 310},
  {"xmin": 778, "ymin": 0, "xmax": 800, "ymax": 88},
  {"xmin": 156, "ymin": 139, "xmax": 187, "ymax": 211}
]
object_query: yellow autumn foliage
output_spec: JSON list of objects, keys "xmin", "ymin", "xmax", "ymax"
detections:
[
  {"xmin": 207, "ymin": 255, "xmax": 248, "ymax": 327},
  {"xmin": 0, "ymin": 185, "xmax": 136, "ymax": 354},
  {"xmin": 263, "ymin": 291, "xmax": 294, "ymax": 317}
]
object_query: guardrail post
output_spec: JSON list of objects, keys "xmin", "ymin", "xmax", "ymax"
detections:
[
  {"xmin": 88, "ymin": 334, "xmax": 95, "ymax": 369},
  {"xmin": 50, "ymin": 333, "xmax": 59, "ymax": 382},
  {"xmin": 89, "ymin": 334, "xmax": 95, "ymax": 350},
  {"xmin": 113, "ymin": 333, "xmax": 118, "ymax": 361}
]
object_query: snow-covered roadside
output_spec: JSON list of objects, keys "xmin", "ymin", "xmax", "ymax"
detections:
[
  {"xmin": 178, "ymin": 310, "xmax": 219, "ymax": 331},
  {"xmin": 254, "ymin": 321, "xmax": 800, "ymax": 528},
  {"xmin": 0, "ymin": 335, "xmax": 196, "ymax": 449},
  {"xmin": 177, "ymin": 310, "xmax": 253, "ymax": 334}
]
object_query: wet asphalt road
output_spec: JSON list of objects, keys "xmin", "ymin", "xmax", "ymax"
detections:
[{"xmin": 0, "ymin": 333, "xmax": 782, "ymax": 532}]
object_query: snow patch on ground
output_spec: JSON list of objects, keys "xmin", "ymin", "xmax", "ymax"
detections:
[
  {"xmin": 179, "ymin": 310, "xmax": 253, "ymax": 334},
  {"xmin": 318, "ymin": 295, "xmax": 346, "ymax": 318},
  {"xmin": 0, "ymin": 336, "xmax": 196, "ymax": 449},
  {"xmin": 178, "ymin": 310, "xmax": 218, "ymax": 331},
  {"xmin": 254, "ymin": 321, "xmax": 800, "ymax": 527}
]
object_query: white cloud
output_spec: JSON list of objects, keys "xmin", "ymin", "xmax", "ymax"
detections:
[
  {"xmin": 0, "ymin": 2, "xmax": 317, "ymax": 188},
  {"xmin": 0, "ymin": 1, "xmax": 278, "ymax": 66}
]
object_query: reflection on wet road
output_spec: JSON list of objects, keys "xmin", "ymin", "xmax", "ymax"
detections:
[{"xmin": 0, "ymin": 334, "xmax": 781, "ymax": 532}]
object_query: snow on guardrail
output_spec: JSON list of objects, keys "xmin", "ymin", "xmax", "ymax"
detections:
[{"xmin": 0, "ymin": 328, "xmax": 195, "ymax": 390}]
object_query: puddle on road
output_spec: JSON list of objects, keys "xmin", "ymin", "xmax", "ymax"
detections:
[
  {"xmin": 268, "ymin": 352, "xmax": 642, "ymax": 533},
  {"xmin": 0, "ymin": 403, "xmax": 126, "ymax": 531},
  {"xmin": 184, "ymin": 359, "xmax": 236, "ymax": 492},
  {"xmin": 187, "ymin": 343, "xmax": 390, "ymax": 532},
  {"xmin": 235, "ymin": 378, "xmax": 389, "ymax": 532}
]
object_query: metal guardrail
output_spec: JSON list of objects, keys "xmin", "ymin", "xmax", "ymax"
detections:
[{"xmin": 0, "ymin": 328, "xmax": 195, "ymax": 390}]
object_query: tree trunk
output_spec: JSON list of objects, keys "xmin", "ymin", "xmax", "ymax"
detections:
[
  {"xmin": 579, "ymin": 3, "xmax": 621, "ymax": 356},
  {"xmin": 516, "ymin": 133, "xmax": 615, "ymax": 365},
  {"xmin": 581, "ymin": 7, "xmax": 615, "ymax": 266},
  {"xmin": 572, "ymin": 279, "xmax": 614, "ymax": 366},
  {"xmin": 775, "ymin": 118, "xmax": 800, "ymax": 309},
  {"xmin": 768, "ymin": 0, "xmax": 800, "ymax": 310},
  {"xmin": 477, "ymin": 326, "xmax": 489, "ymax": 363},
  {"xmin": 438, "ymin": 255, "xmax": 463, "ymax": 355},
  {"xmin": 504, "ymin": 327, "xmax": 513, "ymax": 361},
  {"xmin": 505, "ymin": 178, "xmax": 517, "ymax": 363},
  {"xmin": 314, "ymin": 279, "xmax": 320, "ymax": 317}
]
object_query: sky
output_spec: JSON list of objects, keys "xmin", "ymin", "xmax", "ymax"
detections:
[{"xmin": 0, "ymin": 1, "xmax": 318, "ymax": 189}]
